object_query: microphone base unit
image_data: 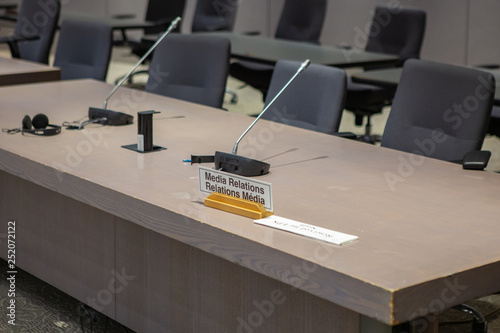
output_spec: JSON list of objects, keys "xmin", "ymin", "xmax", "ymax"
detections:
[
  {"xmin": 214, "ymin": 151, "xmax": 270, "ymax": 177},
  {"xmin": 88, "ymin": 107, "xmax": 134, "ymax": 126}
]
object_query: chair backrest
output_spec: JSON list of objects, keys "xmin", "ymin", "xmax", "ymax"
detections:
[
  {"xmin": 261, "ymin": 60, "xmax": 347, "ymax": 134},
  {"xmin": 144, "ymin": 0, "xmax": 186, "ymax": 34},
  {"xmin": 14, "ymin": 0, "xmax": 60, "ymax": 64},
  {"xmin": 365, "ymin": 6, "xmax": 426, "ymax": 63},
  {"xmin": 275, "ymin": 0, "xmax": 327, "ymax": 44},
  {"xmin": 53, "ymin": 20, "xmax": 113, "ymax": 81},
  {"xmin": 381, "ymin": 59, "xmax": 495, "ymax": 163},
  {"xmin": 145, "ymin": 34, "xmax": 230, "ymax": 109},
  {"xmin": 191, "ymin": 0, "xmax": 238, "ymax": 32}
]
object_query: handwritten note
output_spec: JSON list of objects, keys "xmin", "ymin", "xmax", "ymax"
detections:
[{"xmin": 254, "ymin": 216, "xmax": 358, "ymax": 246}]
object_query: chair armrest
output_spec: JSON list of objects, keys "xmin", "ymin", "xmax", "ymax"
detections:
[
  {"xmin": 336, "ymin": 44, "xmax": 352, "ymax": 50},
  {"xmin": 462, "ymin": 150, "xmax": 491, "ymax": 170},
  {"xmin": 112, "ymin": 14, "xmax": 137, "ymax": 20},
  {"xmin": 475, "ymin": 64, "xmax": 500, "ymax": 69},
  {"xmin": 242, "ymin": 31, "xmax": 261, "ymax": 36},
  {"xmin": 0, "ymin": 34, "xmax": 40, "ymax": 58},
  {"xmin": 202, "ymin": 23, "xmax": 232, "ymax": 32}
]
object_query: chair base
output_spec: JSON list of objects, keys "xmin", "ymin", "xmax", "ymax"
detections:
[
  {"xmin": 352, "ymin": 112, "xmax": 383, "ymax": 144},
  {"xmin": 225, "ymin": 89, "xmax": 238, "ymax": 104}
]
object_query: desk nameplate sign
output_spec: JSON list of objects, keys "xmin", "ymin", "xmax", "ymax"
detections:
[
  {"xmin": 255, "ymin": 216, "xmax": 358, "ymax": 246},
  {"xmin": 199, "ymin": 165, "xmax": 273, "ymax": 212}
]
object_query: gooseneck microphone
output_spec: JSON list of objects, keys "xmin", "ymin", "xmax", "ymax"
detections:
[
  {"xmin": 214, "ymin": 59, "xmax": 311, "ymax": 177},
  {"xmin": 88, "ymin": 17, "xmax": 182, "ymax": 126}
]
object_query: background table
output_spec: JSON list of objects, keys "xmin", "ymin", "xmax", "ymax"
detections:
[
  {"xmin": 351, "ymin": 66, "xmax": 500, "ymax": 105},
  {"xmin": 1, "ymin": 80, "xmax": 500, "ymax": 332},
  {"xmin": 144, "ymin": 32, "xmax": 400, "ymax": 68},
  {"xmin": 0, "ymin": 1, "xmax": 16, "ymax": 10},
  {"xmin": 0, "ymin": 57, "xmax": 60, "ymax": 85},
  {"xmin": 59, "ymin": 11, "xmax": 154, "ymax": 31}
]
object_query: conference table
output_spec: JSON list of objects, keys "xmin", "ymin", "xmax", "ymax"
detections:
[
  {"xmin": 1, "ymin": 80, "xmax": 500, "ymax": 332},
  {"xmin": 0, "ymin": 9, "xmax": 155, "ymax": 35},
  {"xmin": 59, "ymin": 11, "xmax": 155, "ymax": 31},
  {"xmin": 143, "ymin": 32, "xmax": 400, "ymax": 68},
  {"xmin": 0, "ymin": 56, "xmax": 60, "ymax": 86},
  {"xmin": 351, "ymin": 66, "xmax": 500, "ymax": 106},
  {"xmin": 0, "ymin": 2, "xmax": 16, "ymax": 10}
]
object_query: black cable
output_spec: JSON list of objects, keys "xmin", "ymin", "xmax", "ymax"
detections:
[
  {"xmin": 2, "ymin": 128, "xmax": 21, "ymax": 134},
  {"xmin": 79, "ymin": 303, "xmax": 98, "ymax": 333},
  {"xmin": 63, "ymin": 117, "xmax": 108, "ymax": 130}
]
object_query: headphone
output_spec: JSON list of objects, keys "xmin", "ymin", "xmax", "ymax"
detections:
[{"xmin": 22, "ymin": 114, "xmax": 61, "ymax": 136}]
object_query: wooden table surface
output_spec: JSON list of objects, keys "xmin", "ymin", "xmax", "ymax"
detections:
[
  {"xmin": 0, "ymin": 56, "xmax": 60, "ymax": 86},
  {"xmin": 1, "ymin": 80, "xmax": 500, "ymax": 331}
]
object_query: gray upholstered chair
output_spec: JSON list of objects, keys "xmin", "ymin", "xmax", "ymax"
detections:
[
  {"xmin": 191, "ymin": 0, "xmax": 238, "ymax": 33},
  {"xmin": 381, "ymin": 59, "xmax": 495, "ymax": 164},
  {"xmin": 53, "ymin": 20, "xmax": 113, "ymax": 81},
  {"xmin": 345, "ymin": 6, "xmax": 427, "ymax": 143},
  {"xmin": 0, "ymin": 0, "xmax": 60, "ymax": 64},
  {"xmin": 145, "ymin": 34, "xmax": 230, "ymax": 109},
  {"xmin": 261, "ymin": 60, "xmax": 347, "ymax": 135},
  {"xmin": 112, "ymin": 0, "xmax": 186, "ymax": 85},
  {"xmin": 487, "ymin": 106, "xmax": 500, "ymax": 138},
  {"xmin": 229, "ymin": 0, "xmax": 327, "ymax": 100},
  {"xmin": 191, "ymin": 0, "xmax": 239, "ymax": 103}
]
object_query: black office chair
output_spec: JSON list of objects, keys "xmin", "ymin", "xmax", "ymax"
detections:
[
  {"xmin": 53, "ymin": 20, "xmax": 113, "ymax": 81},
  {"xmin": 145, "ymin": 34, "xmax": 230, "ymax": 109},
  {"xmin": 114, "ymin": 0, "xmax": 186, "ymax": 45},
  {"xmin": 261, "ymin": 60, "xmax": 346, "ymax": 134},
  {"xmin": 114, "ymin": 0, "xmax": 186, "ymax": 85},
  {"xmin": 191, "ymin": 0, "xmax": 238, "ymax": 33},
  {"xmin": 0, "ymin": 0, "xmax": 60, "ymax": 64},
  {"xmin": 381, "ymin": 59, "xmax": 495, "ymax": 166},
  {"xmin": 229, "ymin": 0, "xmax": 327, "ymax": 101},
  {"xmin": 191, "ymin": 0, "xmax": 239, "ymax": 104},
  {"xmin": 487, "ymin": 106, "xmax": 500, "ymax": 138},
  {"xmin": 345, "ymin": 6, "xmax": 426, "ymax": 143}
]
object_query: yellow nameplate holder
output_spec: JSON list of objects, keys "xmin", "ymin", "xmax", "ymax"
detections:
[{"xmin": 205, "ymin": 192, "xmax": 273, "ymax": 219}]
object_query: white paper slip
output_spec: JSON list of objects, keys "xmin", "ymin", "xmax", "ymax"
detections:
[{"xmin": 254, "ymin": 216, "xmax": 358, "ymax": 246}]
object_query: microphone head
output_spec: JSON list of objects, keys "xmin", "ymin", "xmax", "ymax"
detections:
[
  {"xmin": 172, "ymin": 16, "xmax": 182, "ymax": 27},
  {"xmin": 298, "ymin": 59, "xmax": 311, "ymax": 74}
]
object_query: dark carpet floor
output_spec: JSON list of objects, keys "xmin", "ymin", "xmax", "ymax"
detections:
[{"xmin": 0, "ymin": 259, "xmax": 135, "ymax": 333}]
